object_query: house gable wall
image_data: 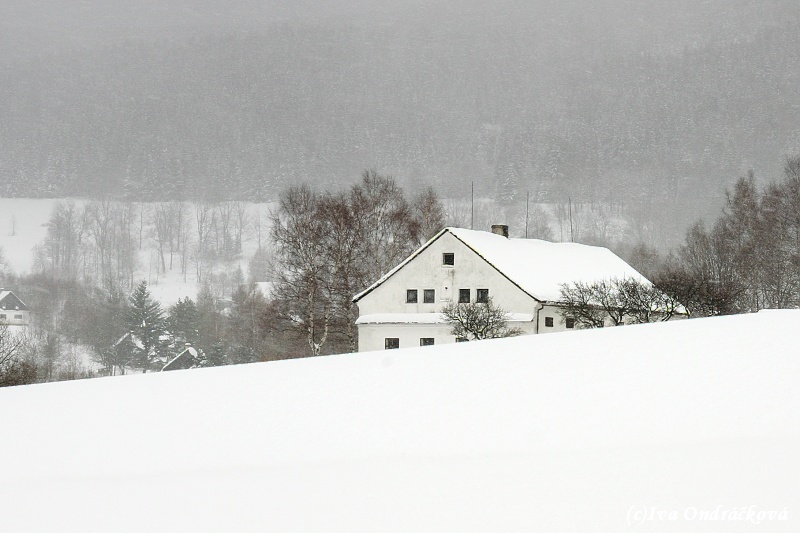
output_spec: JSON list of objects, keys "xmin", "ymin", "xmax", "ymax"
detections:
[
  {"xmin": 0, "ymin": 292, "xmax": 30, "ymax": 326},
  {"xmin": 356, "ymin": 232, "xmax": 539, "ymax": 351},
  {"xmin": 357, "ymin": 232, "xmax": 539, "ymax": 315}
]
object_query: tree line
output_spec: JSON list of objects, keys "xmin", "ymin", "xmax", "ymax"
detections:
[
  {"xmin": 0, "ymin": 171, "xmax": 445, "ymax": 384},
  {"xmin": 3, "ymin": 157, "xmax": 800, "ymax": 385},
  {"xmin": 2, "ymin": 16, "xmax": 799, "ymax": 244},
  {"xmin": 561, "ymin": 155, "xmax": 800, "ymax": 325}
]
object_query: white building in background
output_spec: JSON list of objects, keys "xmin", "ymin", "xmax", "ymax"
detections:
[
  {"xmin": 352, "ymin": 225, "xmax": 652, "ymax": 352},
  {"xmin": 0, "ymin": 289, "xmax": 30, "ymax": 327}
]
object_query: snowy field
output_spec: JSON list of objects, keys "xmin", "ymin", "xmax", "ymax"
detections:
[
  {"xmin": 0, "ymin": 197, "xmax": 272, "ymax": 305},
  {"xmin": 0, "ymin": 197, "xmax": 55, "ymax": 275},
  {"xmin": 0, "ymin": 310, "xmax": 797, "ymax": 531}
]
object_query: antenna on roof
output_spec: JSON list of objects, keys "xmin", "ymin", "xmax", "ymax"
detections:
[
  {"xmin": 525, "ymin": 190, "xmax": 529, "ymax": 239},
  {"xmin": 471, "ymin": 181, "xmax": 474, "ymax": 230},
  {"xmin": 568, "ymin": 197, "xmax": 574, "ymax": 242}
]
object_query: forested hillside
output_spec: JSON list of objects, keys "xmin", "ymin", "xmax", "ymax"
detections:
[{"xmin": 1, "ymin": 0, "xmax": 798, "ymax": 241}]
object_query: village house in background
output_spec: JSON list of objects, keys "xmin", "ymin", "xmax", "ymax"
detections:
[
  {"xmin": 353, "ymin": 226, "xmax": 653, "ymax": 352},
  {"xmin": 162, "ymin": 344, "xmax": 199, "ymax": 372},
  {"xmin": 0, "ymin": 289, "xmax": 30, "ymax": 327}
]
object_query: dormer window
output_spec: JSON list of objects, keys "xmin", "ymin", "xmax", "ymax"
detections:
[{"xmin": 442, "ymin": 253, "xmax": 454, "ymax": 266}]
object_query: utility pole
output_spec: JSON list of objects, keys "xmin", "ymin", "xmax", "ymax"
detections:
[
  {"xmin": 471, "ymin": 181, "xmax": 474, "ymax": 230},
  {"xmin": 568, "ymin": 197, "xmax": 574, "ymax": 242},
  {"xmin": 525, "ymin": 190, "xmax": 529, "ymax": 239}
]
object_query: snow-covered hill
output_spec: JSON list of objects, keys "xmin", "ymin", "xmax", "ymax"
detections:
[{"xmin": 1, "ymin": 311, "xmax": 798, "ymax": 531}]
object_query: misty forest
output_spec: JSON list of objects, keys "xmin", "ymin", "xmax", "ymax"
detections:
[{"xmin": 2, "ymin": 0, "xmax": 800, "ymax": 385}]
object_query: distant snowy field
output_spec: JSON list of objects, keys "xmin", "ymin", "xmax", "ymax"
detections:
[
  {"xmin": 0, "ymin": 197, "xmax": 272, "ymax": 305},
  {"xmin": 0, "ymin": 311, "xmax": 797, "ymax": 531},
  {"xmin": 0, "ymin": 197, "xmax": 54, "ymax": 275}
]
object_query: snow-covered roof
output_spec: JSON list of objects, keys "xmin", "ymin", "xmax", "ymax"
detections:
[
  {"xmin": 354, "ymin": 227, "xmax": 649, "ymax": 303},
  {"xmin": 0, "ymin": 290, "xmax": 29, "ymax": 311},
  {"xmin": 162, "ymin": 346, "xmax": 199, "ymax": 372},
  {"xmin": 355, "ymin": 312, "xmax": 534, "ymax": 325}
]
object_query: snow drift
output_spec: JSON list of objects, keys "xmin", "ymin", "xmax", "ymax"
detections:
[{"xmin": 1, "ymin": 311, "xmax": 798, "ymax": 531}]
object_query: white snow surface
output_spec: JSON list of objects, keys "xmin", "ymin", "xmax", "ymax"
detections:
[{"xmin": 1, "ymin": 311, "xmax": 799, "ymax": 531}]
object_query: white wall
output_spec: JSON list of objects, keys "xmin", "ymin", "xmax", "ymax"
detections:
[
  {"xmin": 356, "ymin": 232, "xmax": 541, "ymax": 351},
  {"xmin": 537, "ymin": 304, "xmax": 576, "ymax": 334},
  {"xmin": 0, "ymin": 309, "xmax": 29, "ymax": 326},
  {"xmin": 358, "ymin": 323, "xmax": 453, "ymax": 352},
  {"xmin": 358, "ymin": 320, "xmax": 537, "ymax": 352},
  {"xmin": 357, "ymin": 232, "xmax": 539, "ymax": 315}
]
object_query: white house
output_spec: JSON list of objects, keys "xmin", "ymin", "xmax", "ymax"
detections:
[
  {"xmin": 352, "ymin": 225, "xmax": 653, "ymax": 352},
  {"xmin": 0, "ymin": 289, "xmax": 30, "ymax": 327}
]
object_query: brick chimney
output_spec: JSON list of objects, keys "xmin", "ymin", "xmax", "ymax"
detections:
[{"xmin": 491, "ymin": 224, "xmax": 509, "ymax": 238}]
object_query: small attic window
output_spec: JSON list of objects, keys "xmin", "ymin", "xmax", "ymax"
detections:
[{"xmin": 442, "ymin": 253, "xmax": 454, "ymax": 266}]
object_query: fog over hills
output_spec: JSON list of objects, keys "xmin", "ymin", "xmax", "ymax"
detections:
[{"xmin": 2, "ymin": 0, "xmax": 799, "ymax": 244}]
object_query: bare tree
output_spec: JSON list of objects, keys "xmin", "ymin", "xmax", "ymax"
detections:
[
  {"xmin": 216, "ymin": 202, "xmax": 235, "ymax": 257},
  {"xmin": 43, "ymin": 201, "xmax": 86, "ymax": 278},
  {"xmin": 441, "ymin": 297, "xmax": 523, "ymax": 341},
  {"xmin": 269, "ymin": 172, "xmax": 446, "ymax": 355},
  {"xmin": 151, "ymin": 202, "xmax": 172, "ymax": 273},
  {"xmin": 411, "ymin": 186, "xmax": 446, "ymax": 244},
  {"xmin": 232, "ymin": 201, "xmax": 250, "ymax": 254},
  {"xmin": 193, "ymin": 200, "xmax": 215, "ymax": 282},
  {"xmin": 0, "ymin": 324, "xmax": 34, "ymax": 387},
  {"xmin": 557, "ymin": 281, "xmax": 609, "ymax": 328},
  {"xmin": 525, "ymin": 203, "xmax": 554, "ymax": 241},
  {"xmin": 86, "ymin": 199, "xmax": 115, "ymax": 288},
  {"xmin": 317, "ymin": 192, "xmax": 361, "ymax": 352},
  {"xmin": 558, "ymin": 277, "xmax": 682, "ymax": 328},
  {"xmin": 349, "ymin": 170, "xmax": 421, "ymax": 282},
  {"xmin": 269, "ymin": 185, "xmax": 335, "ymax": 356}
]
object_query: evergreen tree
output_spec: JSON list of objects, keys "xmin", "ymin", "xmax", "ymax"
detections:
[
  {"xmin": 195, "ymin": 281, "xmax": 223, "ymax": 359},
  {"xmin": 168, "ymin": 297, "xmax": 199, "ymax": 345},
  {"xmin": 126, "ymin": 281, "xmax": 167, "ymax": 372}
]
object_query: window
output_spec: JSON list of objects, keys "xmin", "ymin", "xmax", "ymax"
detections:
[
  {"xmin": 423, "ymin": 289, "xmax": 435, "ymax": 303},
  {"xmin": 455, "ymin": 337, "xmax": 469, "ymax": 343},
  {"xmin": 14, "ymin": 314, "xmax": 22, "ymax": 320},
  {"xmin": 476, "ymin": 289, "xmax": 489, "ymax": 303},
  {"xmin": 442, "ymin": 253, "xmax": 455, "ymax": 266},
  {"xmin": 420, "ymin": 338, "xmax": 434, "ymax": 346},
  {"xmin": 459, "ymin": 289, "xmax": 471, "ymax": 303},
  {"xmin": 406, "ymin": 289, "xmax": 418, "ymax": 303},
  {"xmin": 0, "ymin": 314, "xmax": 5, "ymax": 320},
  {"xmin": 565, "ymin": 317, "xmax": 575, "ymax": 329},
  {"xmin": 545, "ymin": 316, "xmax": 554, "ymax": 327},
  {"xmin": 385, "ymin": 338, "xmax": 399, "ymax": 350}
]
